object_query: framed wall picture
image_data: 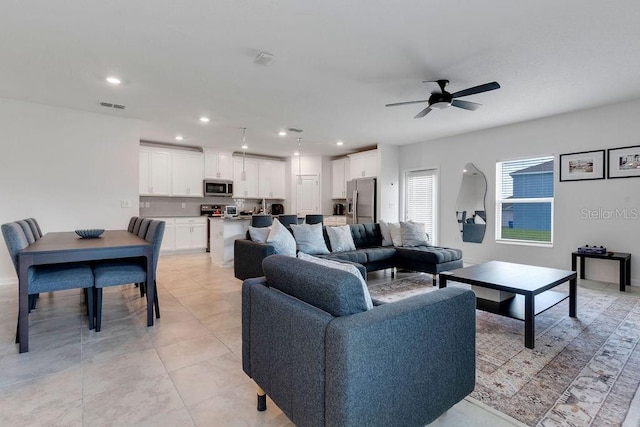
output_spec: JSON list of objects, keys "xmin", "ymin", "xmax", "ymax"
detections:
[
  {"xmin": 559, "ymin": 149, "xmax": 605, "ymax": 182},
  {"xmin": 607, "ymin": 145, "xmax": 640, "ymax": 179}
]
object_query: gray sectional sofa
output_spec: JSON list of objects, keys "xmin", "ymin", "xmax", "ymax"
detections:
[
  {"xmin": 234, "ymin": 223, "xmax": 463, "ymax": 283},
  {"xmin": 242, "ymin": 255, "xmax": 476, "ymax": 426}
]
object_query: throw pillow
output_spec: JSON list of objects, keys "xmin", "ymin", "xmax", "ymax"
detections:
[
  {"xmin": 400, "ymin": 221, "xmax": 429, "ymax": 247},
  {"xmin": 249, "ymin": 226, "xmax": 271, "ymax": 243},
  {"xmin": 379, "ymin": 220, "xmax": 393, "ymax": 247},
  {"xmin": 266, "ymin": 218, "xmax": 296, "ymax": 257},
  {"xmin": 387, "ymin": 222, "xmax": 403, "ymax": 247},
  {"xmin": 290, "ymin": 223, "xmax": 330, "ymax": 255},
  {"xmin": 298, "ymin": 252, "xmax": 373, "ymax": 310},
  {"xmin": 326, "ymin": 225, "xmax": 356, "ymax": 252}
]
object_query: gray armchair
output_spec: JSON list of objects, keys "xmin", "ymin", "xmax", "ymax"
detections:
[{"xmin": 242, "ymin": 255, "xmax": 476, "ymax": 427}]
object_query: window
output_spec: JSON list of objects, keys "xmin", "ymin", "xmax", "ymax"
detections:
[
  {"xmin": 405, "ymin": 169, "xmax": 437, "ymax": 244},
  {"xmin": 495, "ymin": 156, "xmax": 554, "ymax": 245}
]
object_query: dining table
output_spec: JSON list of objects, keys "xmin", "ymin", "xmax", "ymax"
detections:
[{"xmin": 16, "ymin": 230, "xmax": 155, "ymax": 353}]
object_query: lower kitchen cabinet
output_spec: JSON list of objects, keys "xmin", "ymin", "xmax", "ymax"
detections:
[
  {"xmin": 209, "ymin": 217, "xmax": 250, "ymax": 267},
  {"xmin": 174, "ymin": 217, "xmax": 208, "ymax": 250}
]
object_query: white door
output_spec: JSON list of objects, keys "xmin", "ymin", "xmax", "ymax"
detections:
[{"xmin": 296, "ymin": 174, "xmax": 320, "ymax": 216}]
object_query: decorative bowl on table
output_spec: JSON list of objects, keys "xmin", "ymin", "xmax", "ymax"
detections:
[{"xmin": 75, "ymin": 229, "xmax": 105, "ymax": 238}]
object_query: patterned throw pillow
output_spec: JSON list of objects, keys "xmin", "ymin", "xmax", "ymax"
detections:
[
  {"xmin": 326, "ymin": 225, "xmax": 356, "ymax": 252},
  {"xmin": 266, "ymin": 219, "xmax": 296, "ymax": 257},
  {"xmin": 400, "ymin": 221, "xmax": 429, "ymax": 247},
  {"xmin": 290, "ymin": 223, "xmax": 330, "ymax": 255},
  {"xmin": 298, "ymin": 252, "xmax": 373, "ymax": 310},
  {"xmin": 249, "ymin": 226, "xmax": 271, "ymax": 243}
]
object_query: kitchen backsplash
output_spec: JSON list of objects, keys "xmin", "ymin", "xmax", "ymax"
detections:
[{"xmin": 139, "ymin": 196, "xmax": 279, "ymax": 217}]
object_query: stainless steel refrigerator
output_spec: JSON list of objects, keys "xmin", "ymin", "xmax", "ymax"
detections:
[{"xmin": 346, "ymin": 178, "xmax": 376, "ymax": 224}]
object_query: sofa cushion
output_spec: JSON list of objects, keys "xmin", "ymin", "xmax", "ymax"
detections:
[
  {"xmin": 361, "ymin": 247, "xmax": 398, "ymax": 263},
  {"xmin": 350, "ymin": 223, "xmax": 383, "ymax": 248},
  {"xmin": 267, "ymin": 218, "xmax": 296, "ymax": 257},
  {"xmin": 249, "ymin": 226, "xmax": 271, "ymax": 243},
  {"xmin": 298, "ymin": 252, "xmax": 372, "ymax": 310},
  {"xmin": 400, "ymin": 221, "xmax": 430, "ymax": 247},
  {"xmin": 387, "ymin": 222, "xmax": 403, "ymax": 247},
  {"xmin": 326, "ymin": 225, "xmax": 356, "ymax": 252},
  {"xmin": 321, "ymin": 250, "xmax": 368, "ymax": 265},
  {"xmin": 291, "ymin": 223, "xmax": 330, "ymax": 255},
  {"xmin": 263, "ymin": 255, "xmax": 370, "ymax": 316},
  {"xmin": 396, "ymin": 246, "xmax": 463, "ymax": 264}
]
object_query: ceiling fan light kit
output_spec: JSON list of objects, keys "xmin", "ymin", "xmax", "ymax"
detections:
[{"xmin": 386, "ymin": 79, "xmax": 500, "ymax": 118}]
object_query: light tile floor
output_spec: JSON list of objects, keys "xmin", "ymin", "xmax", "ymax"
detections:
[{"xmin": 6, "ymin": 253, "xmax": 630, "ymax": 426}]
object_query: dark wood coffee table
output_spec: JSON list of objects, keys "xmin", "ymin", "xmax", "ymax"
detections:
[{"xmin": 439, "ymin": 261, "xmax": 577, "ymax": 349}]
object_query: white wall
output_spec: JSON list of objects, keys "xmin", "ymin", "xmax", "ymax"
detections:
[
  {"xmin": 399, "ymin": 98, "xmax": 640, "ymax": 285},
  {"xmin": 0, "ymin": 98, "xmax": 141, "ymax": 284},
  {"xmin": 377, "ymin": 144, "xmax": 400, "ymax": 222}
]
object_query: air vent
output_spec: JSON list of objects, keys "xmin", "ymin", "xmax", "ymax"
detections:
[
  {"xmin": 99, "ymin": 101, "xmax": 126, "ymax": 110},
  {"xmin": 287, "ymin": 128, "xmax": 303, "ymax": 133}
]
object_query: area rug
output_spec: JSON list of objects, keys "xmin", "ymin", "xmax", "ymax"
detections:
[{"xmin": 368, "ymin": 275, "xmax": 640, "ymax": 427}]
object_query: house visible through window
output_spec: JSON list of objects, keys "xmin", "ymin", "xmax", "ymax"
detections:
[
  {"xmin": 495, "ymin": 156, "xmax": 554, "ymax": 245},
  {"xmin": 405, "ymin": 169, "xmax": 437, "ymax": 244}
]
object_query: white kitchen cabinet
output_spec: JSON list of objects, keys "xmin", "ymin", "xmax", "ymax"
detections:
[
  {"xmin": 171, "ymin": 151, "xmax": 204, "ymax": 197},
  {"xmin": 174, "ymin": 217, "xmax": 208, "ymax": 250},
  {"xmin": 139, "ymin": 148, "xmax": 171, "ymax": 196},
  {"xmin": 233, "ymin": 157, "xmax": 259, "ymax": 198},
  {"xmin": 331, "ymin": 158, "xmax": 348, "ymax": 198},
  {"xmin": 348, "ymin": 150, "xmax": 378, "ymax": 179},
  {"xmin": 258, "ymin": 160, "xmax": 286, "ymax": 199},
  {"xmin": 148, "ymin": 217, "xmax": 175, "ymax": 252},
  {"xmin": 210, "ymin": 217, "xmax": 250, "ymax": 267},
  {"xmin": 204, "ymin": 149, "xmax": 233, "ymax": 180}
]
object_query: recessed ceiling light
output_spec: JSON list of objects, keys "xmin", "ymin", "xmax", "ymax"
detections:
[
  {"xmin": 278, "ymin": 131, "xmax": 287, "ymax": 137},
  {"xmin": 336, "ymin": 141, "xmax": 344, "ymax": 146},
  {"xmin": 175, "ymin": 135, "xmax": 184, "ymax": 141},
  {"xmin": 106, "ymin": 76, "xmax": 121, "ymax": 85},
  {"xmin": 199, "ymin": 116, "xmax": 210, "ymax": 123},
  {"xmin": 294, "ymin": 151, "xmax": 300, "ymax": 156},
  {"xmin": 241, "ymin": 144, "xmax": 248, "ymax": 149}
]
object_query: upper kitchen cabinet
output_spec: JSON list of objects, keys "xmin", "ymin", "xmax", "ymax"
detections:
[
  {"xmin": 204, "ymin": 149, "xmax": 233, "ymax": 180},
  {"xmin": 139, "ymin": 147, "xmax": 171, "ymax": 196},
  {"xmin": 171, "ymin": 151, "xmax": 204, "ymax": 197},
  {"xmin": 233, "ymin": 156, "xmax": 259, "ymax": 198},
  {"xmin": 348, "ymin": 150, "xmax": 378, "ymax": 180},
  {"xmin": 258, "ymin": 160, "xmax": 286, "ymax": 199},
  {"xmin": 331, "ymin": 157, "xmax": 349, "ymax": 198}
]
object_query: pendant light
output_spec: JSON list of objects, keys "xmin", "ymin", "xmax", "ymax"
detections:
[
  {"xmin": 241, "ymin": 128, "xmax": 247, "ymax": 181},
  {"xmin": 297, "ymin": 137, "xmax": 302, "ymax": 185}
]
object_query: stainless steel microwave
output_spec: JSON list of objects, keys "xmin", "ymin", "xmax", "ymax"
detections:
[{"xmin": 203, "ymin": 179, "xmax": 233, "ymax": 197}]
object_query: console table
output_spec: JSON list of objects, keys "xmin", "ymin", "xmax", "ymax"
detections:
[{"xmin": 571, "ymin": 251, "xmax": 631, "ymax": 291}]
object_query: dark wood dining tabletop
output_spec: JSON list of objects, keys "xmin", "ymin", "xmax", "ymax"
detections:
[{"xmin": 17, "ymin": 230, "xmax": 155, "ymax": 353}]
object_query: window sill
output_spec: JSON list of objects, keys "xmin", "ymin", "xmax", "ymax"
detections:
[{"xmin": 496, "ymin": 239, "xmax": 553, "ymax": 248}]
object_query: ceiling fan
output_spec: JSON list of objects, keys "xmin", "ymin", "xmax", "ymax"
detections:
[{"xmin": 385, "ymin": 79, "xmax": 500, "ymax": 118}]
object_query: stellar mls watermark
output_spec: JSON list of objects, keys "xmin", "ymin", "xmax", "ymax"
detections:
[{"xmin": 581, "ymin": 207, "xmax": 638, "ymax": 220}]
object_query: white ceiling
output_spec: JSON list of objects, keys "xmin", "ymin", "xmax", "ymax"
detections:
[{"xmin": 2, "ymin": 1, "xmax": 640, "ymax": 158}]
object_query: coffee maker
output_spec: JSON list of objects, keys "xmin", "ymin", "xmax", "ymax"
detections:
[{"xmin": 333, "ymin": 203, "xmax": 345, "ymax": 215}]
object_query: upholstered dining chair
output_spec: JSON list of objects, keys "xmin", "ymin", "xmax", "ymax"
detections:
[
  {"xmin": 1, "ymin": 222, "xmax": 95, "ymax": 331},
  {"xmin": 25, "ymin": 218, "xmax": 42, "ymax": 240},
  {"xmin": 92, "ymin": 220, "xmax": 165, "ymax": 332},
  {"xmin": 305, "ymin": 214, "xmax": 324, "ymax": 225},
  {"xmin": 251, "ymin": 215, "xmax": 273, "ymax": 228},
  {"xmin": 131, "ymin": 217, "xmax": 144, "ymax": 235},
  {"xmin": 137, "ymin": 218, "xmax": 152, "ymax": 239},
  {"xmin": 16, "ymin": 220, "xmax": 36, "ymax": 244},
  {"xmin": 127, "ymin": 216, "xmax": 139, "ymax": 233},
  {"xmin": 277, "ymin": 214, "xmax": 298, "ymax": 230}
]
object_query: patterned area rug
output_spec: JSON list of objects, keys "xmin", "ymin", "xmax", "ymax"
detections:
[{"xmin": 368, "ymin": 275, "xmax": 640, "ymax": 426}]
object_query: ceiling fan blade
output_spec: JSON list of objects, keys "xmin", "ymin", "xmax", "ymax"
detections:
[
  {"xmin": 422, "ymin": 79, "xmax": 449, "ymax": 94},
  {"xmin": 385, "ymin": 100, "xmax": 428, "ymax": 107},
  {"xmin": 451, "ymin": 99, "xmax": 482, "ymax": 111},
  {"xmin": 414, "ymin": 106, "xmax": 432, "ymax": 118},
  {"xmin": 451, "ymin": 81, "xmax": 500, "ymax": 98}
]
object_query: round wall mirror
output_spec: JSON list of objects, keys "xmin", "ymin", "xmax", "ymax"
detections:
[{"xmin": 455, "ymin": 163, "xmax": 487, "ymax": 243}]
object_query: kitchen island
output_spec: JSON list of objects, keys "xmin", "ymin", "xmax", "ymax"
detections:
[{"xmin": 210, "ymin": 217, "xmax": 251, "ymax": 267}]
